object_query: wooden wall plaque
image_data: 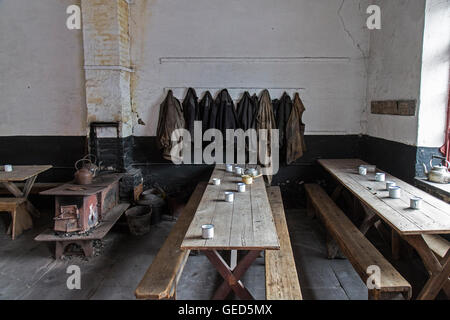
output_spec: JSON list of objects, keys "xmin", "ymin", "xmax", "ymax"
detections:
[{"xmin": 371, "ymin": 100, "xmax": 416, "ymax": 116}]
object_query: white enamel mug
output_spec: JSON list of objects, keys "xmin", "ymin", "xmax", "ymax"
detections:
[
  {"xmin": 235, "ymin": 166, "xmax": 243, "ymax": 175},
  {"xmin": 212, "ymin": 178, "xmax": 221, "ymax": 186},
  {"xmin": 358, "ymin": 166, "xmax": 367, "ymax": 176},
  {"xmin": 226, "ymin": 164, "xmax": 233, "ymax": 172},
  {"xmin": 389, "ymin": 186, "xmax": 402, "ymax": 199},
  {"xmin": 386, "ymin": 181, "xmax": 396, "ymax": 190},
  {"xmin": 410, "ymin": 197, "xmax": 422, "ymax": 210},
  {"xmin": 237, "ymin": 183, "xmax": 246, "ymax": 193},
  {"xmin": 4, "ymin": 165, "xmax": 13, "ymax": 172},
  {"xmin": 225, "ymin": 192, "xmax": 234, "ymax": 203},
  {"xmin": 202, "ymin": 224, "xmax": 214, "ymax": 239},
  {"xmin": 375, "ymin": 173, "xmax": 386, "ymax": 182}
]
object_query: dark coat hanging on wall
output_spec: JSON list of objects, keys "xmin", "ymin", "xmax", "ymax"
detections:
[
  {"xmin": 256, "ymin": 90, "xmax": 277, "ymax": 185},
  {"xmin": 182, "ymin": 88, "xmax": 200, "ymax": 137},
  {"xmin": 237, "ymin": 91, "xmax": 258, "ymax": 131},
  {"xmin": 215, "ymin": 89, "xmax": 239, "ymax": 134},
  {"xmin": 156, "ymin": 90, "xmax": 185, "ymax": 162},
  {"xmin": 286, "ymin": 92, "xmax": 307, "ymax": 164},
  {"xmin": 199, "ymin": 91, "xmax": 214, "ymax": 133},
  {"xmin": 276, "ymin": 92, "xmax": 293, "ymax": 150}
]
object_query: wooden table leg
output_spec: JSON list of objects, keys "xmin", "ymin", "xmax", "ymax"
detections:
[
  {"xmin": 404, "ymin": 235, "xmax": 450, "ymax": 300},
  {"xmin": 359, "ymin": 204, "xmax": 379, "ymax": 235},
  {"xmin": 23, "ymin": 176, "xmax": 41, "ymax": 218},
  {"xmin": 23, "ymin": 176, "xmax": 37, "ymax": 199},
  {"xmin": 204, "ymin": 250, "xmax": 261, "ymax": 300},
  {"xmin": 392, "ymin": 230, "xmax": 401, "ymax": 260},
  {"xmin": 1, "ymin": 182, "xmax": 24, "ymax": 197},
  {"xmin": 331, "ymin": 185, "xmax": 343, "ymax": 201}
]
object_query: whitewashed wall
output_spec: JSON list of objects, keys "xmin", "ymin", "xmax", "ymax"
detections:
[
  {"xmin": 417, "ymin": 0, "xmax": 450, "ymax": 148},
  {"xmin": 0, "ymin": 0, "xmax": 86, "ymax": 136},
  {"xmin": 366, "ymin": 0, "xmax": 449, "ymax": 148},
  {"xmin": 130, "ymin": 0, "xmax": 370, "ymax": 136},
  {"xmin": 366, "ymin": 0, "xmax": 426, "ymax": 146}
]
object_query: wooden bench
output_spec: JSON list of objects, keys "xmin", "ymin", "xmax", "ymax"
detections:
[
  {"xmin": 0, "ymin": 198, "xmax": 32, "ymax": 240},
  {"xmin": 135, "ymin": 182, "xmax": 207, "ymax": 300},
  {"xmin": 265, "ymin": 187, "xmax": 302, "ymax": 300},
  {"xmin": 305, "ymin": 184, "xmax": 412, "ymax": 300}
]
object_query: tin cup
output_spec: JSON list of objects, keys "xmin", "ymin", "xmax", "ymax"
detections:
[
  {"xmin": 225, "ymin": 192, "xmax": 234, "ymax": 203},
  {"xmin": 237, "ymin": 183, "xmax": 246, "ymax": 193},
  {"xmin": 226, "ymin": 164, "xmax": 233, "ymax": 173},
  {"xmin": 235, "ymin": 166, "xmax": 243, "ymax": 175},
  {"xmin": 4, "ymin": 165, "xmax": 13, "ymax": 172},
  {"xmin": 375, "ymin": 172, "xmax": 386, "ymax": 182},
  {"xmin": 386, "ymin": 181, "xmax": 396, "ymax": 190},
  {"xmin": 358, "ymin": 165, "xmax": 367, "ymax": 176},
  {"xmin": 202, "ymin": 224, "xmax": 214, "ymax": 239},
  {"xmin": 410, "ymin": 197, "xmax": 422, "ymax": 210},
  {"xmin": 389, "ymin": 186, "xmax": 402, "ymax": 199},
  {"xmin": 212, "ymin": 178, "xmax": 221, "ymax": 186}
]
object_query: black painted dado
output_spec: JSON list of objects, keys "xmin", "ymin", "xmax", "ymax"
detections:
[
  {"xmin": 359, "ymin": 135, "xmax": 417, "ymax": 183},
  {"xmin": 358, "ymin": 135, "xmax": 442, "ymax": 183},
  {"xmin": 0, "ymin": 134, "xmax": 438, "ymax": 189},
  {"xmin": 131, "ymin": 135, "xmax": 360, "ymax": 195},
  {"xmin": 0, "ymin": 136, "xmax": 87, "ymax": 182}
]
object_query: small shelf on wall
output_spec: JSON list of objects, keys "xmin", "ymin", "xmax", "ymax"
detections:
[{"xmin": 371, "ymin": 100, "xmax": 416, "ymax": 116}]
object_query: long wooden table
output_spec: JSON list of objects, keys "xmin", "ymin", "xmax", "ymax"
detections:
[
  {"xmin": 0, "ymin": 165, "xmax": 52, "ymax": 217},
  {"xmin": 319, "ymin": 159, "xmax": 450, "ymax": 300},
  {"xmin": 181, "ymin": 165, "xmax": 280, "ymax": 300}
]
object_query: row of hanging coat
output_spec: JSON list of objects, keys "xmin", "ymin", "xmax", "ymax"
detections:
[{"xmin": 157, "ymin": 88, "xmax": 307, "ymax": 169}]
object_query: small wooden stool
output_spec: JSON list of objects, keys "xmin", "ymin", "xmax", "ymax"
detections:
[{"xmin": 0, "ymin": 198, "xmax": 32, "ymax": 240}]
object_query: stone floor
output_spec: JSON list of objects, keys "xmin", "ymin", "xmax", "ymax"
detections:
[{"xmin": 0, "ymin": 204, "xmax": 431, "ymax": 300}]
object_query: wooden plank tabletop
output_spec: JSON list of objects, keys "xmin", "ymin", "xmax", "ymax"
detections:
[
  {"xmin": 0, "ymin": 165, "xmax": 52, "ymax": 182},
  {"xmin": 181, "ymin": 165, "xmax": 280, "ymax": 251},
  {"xmin": 318, "ymin": 159, "xmax": 450, "ymax": 235}
]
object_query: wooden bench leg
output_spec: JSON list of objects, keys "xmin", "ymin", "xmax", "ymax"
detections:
[
  {"xmin": 11, "ymin": 208, "xmax": 16, "ymax": 241},
  {"xmin": 306, "ymin": 199, "xmax": 315, "ymax": 218},
  {"xmin": 326, "ymin": 233, "xmax": 345, "ymax": 260}
]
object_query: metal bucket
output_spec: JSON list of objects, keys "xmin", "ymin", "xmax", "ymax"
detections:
[
  {"xmin": 125, "ymin": 206, "xmax": 152, "ymax": 236},
  {"xmin": 137, "ymin": 192, "xmax": 166, "ymax": 225}
]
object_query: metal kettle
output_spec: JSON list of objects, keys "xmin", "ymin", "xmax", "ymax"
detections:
[
  {"xmin": 422, "ymin": 155, "xmax": 450, "ymax": 184},
  {"xmin": 74, "ymin": 155, "xmax": 98, "ymax": 185}
]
